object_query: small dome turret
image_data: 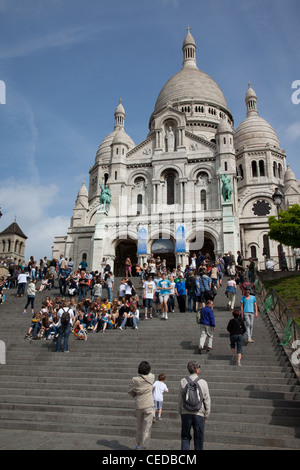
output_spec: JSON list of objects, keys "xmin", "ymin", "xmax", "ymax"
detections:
[
  {"xmin": 284, "ymin": 164, "xmax": 297, "ymax": 185},
  {"xmin": 235, "ymin": 83, "xmax": 281, "ymax": 151},
  {"xmin": 95, "ymin": 99, "xmax": 135, "ymax": 163},
  {"xmin": 74, "ymin": 181, "xmax": 88, "ymax": 209},
  {"xmin": 245, "ymin": 82, "xmax": 258, "ymax": 117},
  {"xmin": 114, "ymin": 98, "xmax": 125, "ymax": 130},
  {"xmin": 182, "ymin": 27, "xmax": 197, "ymax": 69}
]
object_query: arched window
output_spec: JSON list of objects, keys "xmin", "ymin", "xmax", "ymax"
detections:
[
  {"xmin": 137, "ymin": 194, "xmax": 143, "ymax": 215},
  {"xmin": 263, "ymin": 235, "xmax": 270, "ymax": 258},
  {"xmin": 167, "ymin": 175, "xmax": 175, "ymax": 205},
  {"xmin": 239, "ymin": 164, "xmax": 244, "ymax": 180},
  {"xmin": 197, "ymin": 171, "xmax": 209, "ymax": 183},
  {"xmin": 252, "ymin": 161, "xmax": 258, "ymax": 177},
  {"xmin": 259, "ymin": 160, "xmax": 265, "ymax": 176},
  {"xmin": 2, "ymin": 240, "xmax": 5, "ymax": 252},
  {"xmin": 250, "ymin": 246, "xmax": 257, "ymax": 258},
  {"xmin": 278, "ymin": 163, "xmax": 282, "ymax": 179},
  {"xmin": 201, "ymin": 190, "xmax": 207, "ymax": 210},
  {"xmin": 273, "ymin": 162, "xmax": 278, "ymax": 177}
]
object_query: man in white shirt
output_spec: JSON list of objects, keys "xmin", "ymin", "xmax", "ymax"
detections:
[
  {"xmin": 17, "ymin": 270, "xmax": 29, "ymax": 297},
  {"xmin": 167, "ymin": 276, "xmax": 176, "ymax": 313},
  {"xmin": 294, "ymin": 248, "xmax": 300, "ymax": 271},
  {"xmin": 118, "ymin": 278, "xmax": 127, "ymax": 300},
  {"xmin": 143, "ymin": 275, "xmax": 156, "ymax": 319},
  {"xmin": 266, "ymin": 259, "xmax": 275, "ymax": 271}
]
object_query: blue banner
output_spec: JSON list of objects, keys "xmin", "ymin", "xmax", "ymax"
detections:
[
  {"xmin": 176, "ymin": 225, "xmax": 186, "ymax": 252},
  {"xmin": 138, "ymin": 226, "xmax": 148, "ymax": 254}
]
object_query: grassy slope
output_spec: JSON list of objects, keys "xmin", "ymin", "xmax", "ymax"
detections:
[{"xmin": 264, "ymin": 276, "xmax": 300, "ymax": 322}]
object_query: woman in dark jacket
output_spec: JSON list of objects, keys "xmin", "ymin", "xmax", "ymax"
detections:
[{"xmin": 227, "ymin": 309, "xmax": 246, "ymax": 366}]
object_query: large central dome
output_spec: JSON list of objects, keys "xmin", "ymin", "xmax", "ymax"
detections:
[
  {"xmin": 154, "ymin": 67, "xmax": 228, "ymax": 113},
  {"xmin": 153, "ymin": 30, "xmax": 229, "ymax": 115}
]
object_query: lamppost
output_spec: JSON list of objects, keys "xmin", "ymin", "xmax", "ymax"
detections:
[
  {"xmin": 272, "ymin": 187, "xmax": 285, "ymax": 269},
  {"xmin": 272, "ymin": 187, "xmax": 283, "ymax": 215}
]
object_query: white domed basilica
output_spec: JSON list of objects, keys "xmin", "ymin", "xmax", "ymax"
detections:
[{"xmin": 53, "ymin": 30, "xmax": 300, "ymax": 274}]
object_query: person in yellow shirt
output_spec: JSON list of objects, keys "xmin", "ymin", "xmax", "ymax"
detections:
[{"xmin": 101, "ymin": 298, "xmax": 111, "ymax": 312}]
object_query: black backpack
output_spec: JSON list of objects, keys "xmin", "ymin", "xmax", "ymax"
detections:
[
  {"xmin": 182, "ymin": 377, "xmax": 203, "ymax": 412},
  {"xmin": 61, "ymin": 308, "xmax": 71, "ymax": 326},
  {"xmin": 186, "ymin": 275, "xmax": 196, "ymax": 291}
]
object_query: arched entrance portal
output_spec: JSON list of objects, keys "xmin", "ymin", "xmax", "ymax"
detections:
[
  {"xmin": 189, "ymin": 234, "xmax": 216, "ymax": 261},
  {"xmin": 115, "ymin": 239, "xmax": 137, "ymax": 277},
  {"xmin": 151, "ymin": 239, "xmax": 176, "ymax": 270}
]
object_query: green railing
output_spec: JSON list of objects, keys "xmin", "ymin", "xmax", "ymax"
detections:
[{"xmin": 255, "ymin": 274, "xmax": 300, "ymax": 375}]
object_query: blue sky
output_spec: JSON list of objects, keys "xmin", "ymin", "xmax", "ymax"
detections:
[{"xmin": 0, "ymin": 0, "xmax": 299, "ymax": 261}]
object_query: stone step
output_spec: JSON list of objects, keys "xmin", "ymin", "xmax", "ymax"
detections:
[
  {"xmin": 1, "ymin": 390, "xmax": 300, "ymax": 420},
  {"xmin": 1, "ymin": 401, "xmax": 299, "ymax": 427},
  {"xmin": 1, "ymin": 373, "xmax": 298, "ymax": 390},
  {"xmin": 0, "ymin": 418, "xmax": 299, "ymax": 449},
  {"xmin": 0, "ymin": 406, "xmax": 299, "ymax": 438},
  {"xmin": 0, "ymin": 280, "xmax": 299, "ymax": 450},
  {"xmin": 0, "ymin": 383, "xmax": 298, "ymax": 403}
]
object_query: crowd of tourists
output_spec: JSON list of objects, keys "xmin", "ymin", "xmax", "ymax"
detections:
[
  {"xmin": 1, "ymin": 251, "xmax": 261, "ymax": 451},
  {"xmin": 0, "ymin": 250, "xmax": 257, "ymax": 357}
]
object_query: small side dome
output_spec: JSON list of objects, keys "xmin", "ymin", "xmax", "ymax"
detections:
[
  {"xmin": 284, "ymin": 164, "xmax": 297, "ymax": 185},
  {"xmin": 77, "ymin": 181, "xmax": 88, "ymax": 198},
  {"xmin": 217, "ymin": 118, "xmax": 233, "ymax": 134},
  {"xmin": 112, "ymin": 130, "xmax": 129, "ymax": 145},
  {"xmin": 235, "ymin": 83, "xmax": 281, "ymax": 151},
  {"xmin": 95, "ymin": 100, "xmax": 135, "ymax": 163},
  {"xmin": 74, "ymin": 181, "xmax": 88, "ymax": 209},
  {"xmin": 235, "ymin": 115, "xmax": 281, "ymax": 150}
]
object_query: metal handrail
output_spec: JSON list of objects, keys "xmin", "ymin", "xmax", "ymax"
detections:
[{"xmin": 255, "ymin": 273, "xmax": 300, "ymax": 376}]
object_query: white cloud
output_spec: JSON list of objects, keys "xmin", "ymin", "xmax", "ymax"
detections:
[
  {"xmin": 0, "ymin": 180, "xmax": 69, "ymax": 262},
  {"xmin": 0, "ymin": 23, "xmax": 108, "ymax": 59}
]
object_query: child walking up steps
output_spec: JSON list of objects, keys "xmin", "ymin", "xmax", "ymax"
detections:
[{"xmin": 153, "ymin": 373, "xmax": 169, "ymax": 421}]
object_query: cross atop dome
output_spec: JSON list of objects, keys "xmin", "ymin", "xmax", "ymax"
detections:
[
  {"xmin": 114, "ymin": 98, "xmax": 125, "ymax": 130},
  {"xmin": 245, "ymin": 82, "xmax": 258, "ymax": 116},
  {"xmin": 182, "ymin": 27, "xmax": 197, "ymax": 69}
]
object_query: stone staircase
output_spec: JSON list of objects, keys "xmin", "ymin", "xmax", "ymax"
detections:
[{"xmin": 0, "ymin": 276, "xmax": 299, "ymax": 450}]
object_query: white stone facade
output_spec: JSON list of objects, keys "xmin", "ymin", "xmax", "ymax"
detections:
[{"xmin": 52, "ymin": 31, "xmax": 300, "ymax": 274}]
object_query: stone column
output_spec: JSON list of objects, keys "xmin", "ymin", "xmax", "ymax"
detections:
[{"xmin": 91, "ymin": 209, "xmax": 109, "ymax": 272}]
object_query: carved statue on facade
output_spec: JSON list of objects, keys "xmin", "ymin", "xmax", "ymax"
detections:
[
  {"xmin": 99, "ymin": 184, "xmax": 112, "ymax": 212},
  {"xmin": 166, "ymin": 126, "xmax": 175, "ymax": 152},
  {"xmin": 219, "ymin": 174, "xmax": 233, "ymax": 202}
]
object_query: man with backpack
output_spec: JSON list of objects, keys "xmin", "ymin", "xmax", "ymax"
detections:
[
  {"xmin": 178, "ymin": 361, "xmax": 211, "ymax": 450},
  {"xmin": 55, "ymin": 300, "xmax": 75, "ymax": 353},
  {"xmin": 185, "ymin": 269, "xmax": 197, "ymax": 313}
]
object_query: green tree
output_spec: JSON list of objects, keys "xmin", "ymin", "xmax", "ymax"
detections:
[{"xmin": 268, "ymin": 204, "xmax": 300, "ymax": 248}]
